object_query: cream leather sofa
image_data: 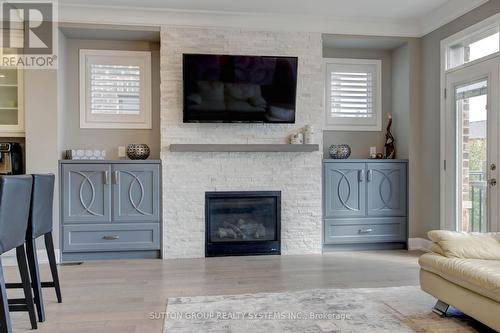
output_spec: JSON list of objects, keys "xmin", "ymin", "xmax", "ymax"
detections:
[{"xmin": 419, "ymin": 230, "xmax": 500, "ymax": 331}]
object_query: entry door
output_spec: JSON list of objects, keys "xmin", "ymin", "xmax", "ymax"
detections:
[{"xmin": 444, "ymin": 57, "xmax": 499, "ymax": 232}]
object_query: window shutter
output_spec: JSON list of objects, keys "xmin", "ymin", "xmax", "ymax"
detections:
[
  {"xmin": 79, "ymin": 49, "xmax": 152, "ymax": 129},
  {"xmin": 325, "ymin": 59, "xmax": 381, "ymax": 131},
  {"xmin": 90, "ymin": 64, "xmax": 141, "ymax": 115},
  {"xmin": 330, "ymin": 71, "xmax": 373, "ymax": 119}
]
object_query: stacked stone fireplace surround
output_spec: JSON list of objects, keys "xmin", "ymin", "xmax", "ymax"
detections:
[{"xmin": 161, "ymin": 26, "xmax": 324, "ymax": 259}]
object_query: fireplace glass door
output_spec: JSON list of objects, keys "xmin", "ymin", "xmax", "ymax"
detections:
[{"xmin": 205, "ymin": 191, "xmax": 281, "ymax": 256}]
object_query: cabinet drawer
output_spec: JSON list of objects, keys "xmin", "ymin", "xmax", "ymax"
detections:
[
  {"xmin": 63, "ymin": 223, "xmax": 160, "ymax": 252},
  {"xmin": 324, "ymin": 218, "xmax": 406, "ymax": 244}
]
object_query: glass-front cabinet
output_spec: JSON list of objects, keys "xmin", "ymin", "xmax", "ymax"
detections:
[{"xmin": 0, "ymin": 68, "xmax": 24, "ymax": 136}]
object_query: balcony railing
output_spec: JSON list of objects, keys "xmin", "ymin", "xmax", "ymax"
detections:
[{"xmin": 469, "ymin": 171, "xmax": 487, "ymax": 232}]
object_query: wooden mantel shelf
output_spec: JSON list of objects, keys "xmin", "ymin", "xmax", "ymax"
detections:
[{"xmin": 169, "ymin": 144, "xmax": 319, "ymax": 153}]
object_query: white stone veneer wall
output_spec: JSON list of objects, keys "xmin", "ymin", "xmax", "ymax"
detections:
[{"xmin": 160, "ymin": 26, "xmax": 324, "ymax": 259}]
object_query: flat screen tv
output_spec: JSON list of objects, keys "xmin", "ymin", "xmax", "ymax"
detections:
[{"xmin": 183, "ymin": 54, "xmax": 298, "ymax": 123}]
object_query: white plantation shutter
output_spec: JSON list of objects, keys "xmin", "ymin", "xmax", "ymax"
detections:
[
  {"xmin": 80, "ymin": 50, "xmax": 152, "ymax": 129},
  {"xmin": 90, "ymin": 64, "xmax": 141, "ymax": 115},
  {"xmin": 325, "ymin": 59, "xmax": 382, "ymax": 131}
]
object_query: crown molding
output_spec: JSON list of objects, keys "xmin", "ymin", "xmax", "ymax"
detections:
[
  {"xmin": 58, "ymin": 1, "xmax": 489, "ymax": 38},
  {"xmin": 419, "ymin": 0, "xmax": 490, "ymax": 36},
  {"xmin": 58, "ymin": 3, "xmax": 420, "ymax": 37}
]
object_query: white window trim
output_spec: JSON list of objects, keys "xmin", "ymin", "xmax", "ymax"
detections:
[
  {"xmin": 324, "ymin": 58, "xmax": 382, "ymax": 132},
  {"xmin": 439, "ymin": 12, "xmax": 500, "ymax": 230},
  {"xmin": 79, "ymin": 49, "xmax": 152, "ymax": 129}
]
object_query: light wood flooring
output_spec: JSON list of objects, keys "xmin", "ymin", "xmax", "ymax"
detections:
[{"xmin": 3, "ymin": 250, "xmax": 422, "ymax": 333}]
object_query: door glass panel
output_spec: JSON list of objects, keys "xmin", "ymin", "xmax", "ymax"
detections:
[{"xmin": 456, "ymin": 79, "xmax": 488, "ymax": 232}]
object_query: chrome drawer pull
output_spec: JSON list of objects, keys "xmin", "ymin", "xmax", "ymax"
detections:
[
  {"xmin": 359, "ymin": 228, "xmax": 373, "ymax": 234},
  {"xmin": 102, "ymin": 235, "xmax": 120, "ymax": 241}
]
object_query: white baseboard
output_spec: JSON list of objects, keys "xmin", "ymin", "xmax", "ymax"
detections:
[
  {"xmin": 1, "ymin": 248, "xmax": 61, "ymax": 266},
  {"xmin": 408, "ymin": 238, "xmax": 433, "ymax": 252}
]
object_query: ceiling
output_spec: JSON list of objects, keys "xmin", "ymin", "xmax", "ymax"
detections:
[
  {"xmin": 60, "ymin": 0, "xmax": 449, "ymax": 19},
  {"xmin": 58, "ymin": 0, "xmax": 490, "ymax": 37}
]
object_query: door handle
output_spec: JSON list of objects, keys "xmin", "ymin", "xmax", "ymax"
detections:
[
  {"xmin": 104, "ymin": 171, "xmax": 110, "ymax": 185},
  {"xmin": 358, "ymin": 170, "xmax": 365, "ymax": 182},
  {"xmin": 367, "ymin": 170, "xmax": 373, "ymax": 182},
  {"xmin": 489, "ymin": 178, "xmax": 497, "ymax": 187},
  {"xmin": 112, "ymin": 171, "xmax": 120, "ymax": 185},
  {"xmin": 359, "ymin": 228, "xmax": 373, "ymax": 234}
]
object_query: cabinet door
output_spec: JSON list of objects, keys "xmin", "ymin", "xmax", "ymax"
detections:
[
  {"xmin": 112, "ymin": 164, "xmax": 160, "ymax": 222},
  {"xmin": 367, "ymin": 163, "xmax": 407, "ymax": 217},
  {"xmin": 0, "ymin": 68, "xmax": 24, "ymax": 135},
  {"xmin": 62, "ymin": 164, "xmax": 112, "ymax": 223},
  {"xmin": 324, "ymin": 163, "xmax": 366, "ymax": 218}
]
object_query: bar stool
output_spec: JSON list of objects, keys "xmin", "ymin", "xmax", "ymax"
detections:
[
  {"xmin": 6, "ymin": 174, "xmax": 61, "ymax": 323},
  {"xmin": 0, "ymin": 175, "xmax": 37, "ymax": 333}
]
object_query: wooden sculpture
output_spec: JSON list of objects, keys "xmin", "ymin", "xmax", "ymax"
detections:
[{"xmin": 384, "ymin": 113, "xmax": 396, "ymax": 159}]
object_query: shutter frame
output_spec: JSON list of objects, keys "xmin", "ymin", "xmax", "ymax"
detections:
[
  {"xmin": 79, "ymin": 49, "xmax": 152, "ymax": 129},
  {"xmin": 324, "ymin": 58, "xmax": 382, "ymax": 131}
]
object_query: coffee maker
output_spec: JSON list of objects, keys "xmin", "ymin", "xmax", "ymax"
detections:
[{"xmin": 0, "ymin": 143, "xmax": 23, "ymax": 175}]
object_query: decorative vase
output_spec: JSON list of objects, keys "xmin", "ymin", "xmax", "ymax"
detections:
[
  {"xmin": 304, "ymin": 125, "xmax": 314, "ymax": 144},
  {"xmin": 329, "ymin": 144, "xmax": 351, "ymax": 159},
  {"xmin": 290, "ymin": 132, "xmax": 304, "ymax": 144},
  {"xmin": 127, "ymin": 144, "xmax": 150, "ymax": 160}
]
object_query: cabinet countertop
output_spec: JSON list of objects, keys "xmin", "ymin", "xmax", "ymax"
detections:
[
  {"xmin": 59, "ymin": 159, "xmax": 161, "ymax": 164},
  {"xmin": 323, "ymin": 159, "xmax": 408, "ymax": 163}
]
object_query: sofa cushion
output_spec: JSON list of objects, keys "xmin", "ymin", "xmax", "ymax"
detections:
[
  {"xmin": 419, "ymin": 252, "xmax": 500, "ymax": 303},
  {"xmin": 428, "ymin": 230, "xmax": 500, "ymax": 260},
  {"xmin": 196, "ymin": 81, "xmax": 225, "ymax": 102},
  {"xmin": 225, "ymin": 83, "xmax": 264, "ymax": 103}
]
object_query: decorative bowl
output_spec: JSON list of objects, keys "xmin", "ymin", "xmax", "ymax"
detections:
[
  {"xmin": 329, "ymin": 144, "xmax": 351, "ymax": 159},
  {"xmin": 127, "ymin": 144, "xmax": 150, "ymax": 160}
]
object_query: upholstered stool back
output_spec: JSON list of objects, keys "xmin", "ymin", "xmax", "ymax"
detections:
[
  {"xmin": 0, "ymin": 175, "xmax": 33, "ymax": 254},
  {"xmin": 27, "ymin": 174, "xmax": 55, "ymax": 239}
]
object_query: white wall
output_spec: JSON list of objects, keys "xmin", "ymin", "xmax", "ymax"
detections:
[
  {"xmin": 322, "ymin": 47, "xmax": 392, "ymax": 158},
  {"xmin": 59, "ymin": 38, "xmax": 161, "ymax": 159},
  {"xmin": 24, "ymin": 69, "xmax": 60, "ymax": 248},
  {"xmin": 160, "ymin": 27, "xmax": 324, "ymax": 259}
]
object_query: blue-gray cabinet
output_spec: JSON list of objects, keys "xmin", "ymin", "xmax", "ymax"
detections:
[
  {"xmin": 112, "ymin": 164, "xmax": 160, "ymax": 222},
  {"xmin": 324, "ymin": 162, "xmax": 366, "ymax": 218},
  {"xmin": 323, "ymin": 160, "xmax": 408, "ymax": 247},
  {"xmin": 62, "ymin": 164, "xmax": 112, "ymax": 223},
  {"xmin": 60, "ymin": 160, "xmax": 161, "ymax": 261}
]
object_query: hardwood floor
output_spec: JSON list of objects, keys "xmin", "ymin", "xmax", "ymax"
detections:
[{"xmin": 2, "ymin": 250, "xmax": 422, "ymax": 333}]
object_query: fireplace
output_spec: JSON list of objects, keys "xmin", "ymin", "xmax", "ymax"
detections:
[{"xmin": 205, "ymin": 191, "xmax": 281, "ymax": 257}]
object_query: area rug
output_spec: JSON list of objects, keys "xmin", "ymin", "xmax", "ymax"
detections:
[{"xmin": 164, "ymin": 286, "xmax": 493, "ymax": 332}]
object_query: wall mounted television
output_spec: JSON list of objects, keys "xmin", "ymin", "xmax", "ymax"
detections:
[{"xmin": 183, "ymin": 54, "xmax": 298, "ymax": 123}]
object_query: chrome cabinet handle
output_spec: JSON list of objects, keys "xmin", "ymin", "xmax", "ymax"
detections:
[
  {"xmin": 358, "ymin": 170, "xmax": 365, "ymax": 182},
  {"xmin": 104, "ymin": 171, "xmax": 110, "ymax": 185},
  {"xmin": 367, "ymin": 170, "xmax": 373, "ymax": 182},
  {"xmin": 112, "ymin": 171, "xmax": 120, "ymax": 185},
  {"xmin": 359, "ymin": 228, "xmax": 373, "ymax": 234},
  {"xmin": 102, "ymin": 235, "xmax": 120, "ymax": 240}
]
